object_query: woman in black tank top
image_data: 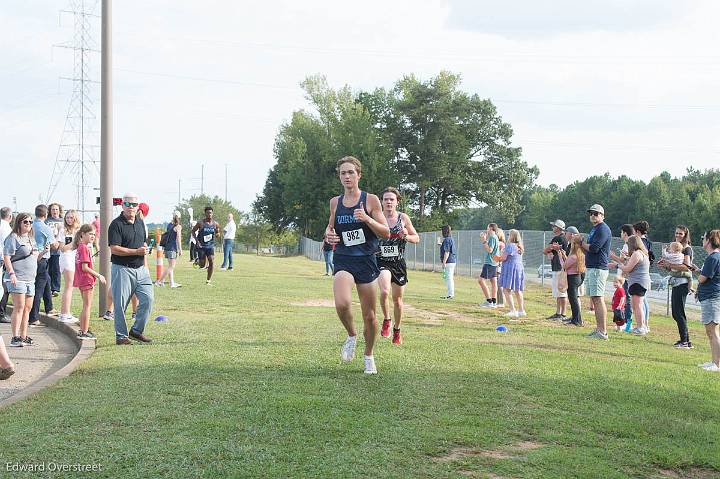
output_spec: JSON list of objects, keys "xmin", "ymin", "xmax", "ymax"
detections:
[
  {"xmin": 376, "ymin": 187, "xmax": 419, "ymax": 346},
  {"xmin": 325, "ymin": 156, "xmax": 389, "ymax": 375}
]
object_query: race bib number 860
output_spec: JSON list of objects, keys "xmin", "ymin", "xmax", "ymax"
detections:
[{"xmin": 342, "ymin": 229, "xmax": 366, "ymax": 247}]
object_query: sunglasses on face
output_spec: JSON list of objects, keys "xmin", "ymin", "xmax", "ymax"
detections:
[
  {"xmin": 589, "ymin": 211, "xmax": 600, "ymax": 217},
  {"xmin": 123, "ymin": 201, "xmax": 139, "ymax": 208},
  {"xmin": 21, "ymin": 220, "xmax": 33, "ymax": 225}
]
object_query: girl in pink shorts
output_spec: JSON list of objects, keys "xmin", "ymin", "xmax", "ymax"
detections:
[{"xmin": 73, "ymin": 225, "xmax": 106, "ymax": 340}]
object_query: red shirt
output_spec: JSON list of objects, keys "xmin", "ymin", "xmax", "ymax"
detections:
[
  {"xmin": 611, "ymin": 287, "xmax": 626, "ymax": 310},
  {"xmin": 73, "ymin": 243, "xmax": 95, "ymax": 289}
]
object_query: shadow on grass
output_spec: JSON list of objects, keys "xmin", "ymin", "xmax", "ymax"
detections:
[{"xmin": 1, "ymin": 357, "xmax": 717, "ymax": 478}]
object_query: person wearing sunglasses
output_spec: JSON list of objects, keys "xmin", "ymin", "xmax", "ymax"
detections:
[
  {"xmin": 107, "ymin": 193, "xmax": 154, "ymax": 345},
  {"xmin": 3, "ymin": 212, "xmax": 40, "ymax": 347},
  {"xmin": 580, "ymin": 204, "xmax": 612, "ymax": 340}
]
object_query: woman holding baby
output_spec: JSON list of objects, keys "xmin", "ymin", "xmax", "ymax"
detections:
[{"xmin": 658, "ymin": 225, "xmax": 695, "ymax": 349}]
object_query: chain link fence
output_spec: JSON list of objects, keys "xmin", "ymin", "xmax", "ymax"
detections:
[{"xmin": 300, "ymin": 230, "xmax": 707, "ymax": 312}]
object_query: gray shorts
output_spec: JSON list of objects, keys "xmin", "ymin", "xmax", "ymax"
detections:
[
  {"xmin": 700, "ymin": 296, "xmax": 720, "ymax": 325},
  {"xmin": 164, "ymin": 250, "xmax": 178, "ymax": 260}
]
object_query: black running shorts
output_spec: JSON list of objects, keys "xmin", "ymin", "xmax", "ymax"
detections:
[
  {"xmin": 333, "ymin": 254, "xmax": 379, "ymax": 284},
  {"xmin": 377, "ymin": 258, "xmax": 408, "ymax": 286}
]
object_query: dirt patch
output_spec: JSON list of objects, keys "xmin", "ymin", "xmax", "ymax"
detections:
[
  {"xmin": 290, "ymin": 299, "xmax": 336, "ymax": 308},
  {"xmin": 657, "ymin": 467, "xmax": 720, "ymax": 479},
  {"xmin": 404, "ymin": 304, "xmax": 493, "ymax": 325},
  {"xmin": 515, "ymin": 441, "xmax": 543, "ymax": 451},
  {"xmin": 435, "ymin": 441, "xmax": 545, "ymax": 463}
]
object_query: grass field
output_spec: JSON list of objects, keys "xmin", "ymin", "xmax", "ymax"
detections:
[{"xmin": 2, "ymin": 255, "xmax": 719, "ymax": 478}]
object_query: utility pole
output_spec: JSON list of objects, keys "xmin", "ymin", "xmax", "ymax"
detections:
[
  {"xmin": 178, "ymin": 178, "xmax": 181, "ymax": 204},
  {"xmin": 225, "ymin": 163, "xmax": 228, "ymax": 202},
  {"xmin": 99, "ymin": 0, "xmax": 112, "ymax": 314},
  {"xmin": 201, "ymin": 164, "xmax": 204, "ymax": 196}
]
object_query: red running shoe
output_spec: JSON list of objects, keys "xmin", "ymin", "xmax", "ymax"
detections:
[
  {"xmin": 380, "ymin": 319, "xmax": 391, "ymax": 338},
  {"xmin": 392, "ymin": 328, "xmax": 402, "ymax": 345}
]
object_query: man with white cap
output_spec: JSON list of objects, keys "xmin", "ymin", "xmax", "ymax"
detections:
[
  {"xmin": 581, "ymin": 204, "xmax": 612, "ymax": 340},
  {"xmin": 543, "ymin": 219, "xmax": 568, "ymax": 320}
]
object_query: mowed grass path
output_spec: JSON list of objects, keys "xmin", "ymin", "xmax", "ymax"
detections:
[{"xmin": 2, "ymin": 255, "xmax": 719, "ymax": 478}]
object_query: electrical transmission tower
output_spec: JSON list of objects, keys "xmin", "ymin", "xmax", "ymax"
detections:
[{"xmin": 46, "ymin": 0, "xmax": 101, "ymax": 221}]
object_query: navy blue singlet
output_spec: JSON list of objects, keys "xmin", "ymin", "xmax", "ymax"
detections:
[
  {"xmin": 198, "ymin": 222, "xmax": 217, "ymax": 249},
  {"xmin": 333, "ymin": 191, "xmax": 378, "ymax": 257}
]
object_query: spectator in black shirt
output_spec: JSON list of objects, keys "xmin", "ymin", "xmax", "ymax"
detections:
[{"xmin": 543, "ymin": 219, "xmax": 568, "ymax": 320}]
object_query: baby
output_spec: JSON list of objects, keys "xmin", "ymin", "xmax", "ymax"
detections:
[{"xmin": 662, "ymin": 242, "xmax": 685, "ymax": 266}]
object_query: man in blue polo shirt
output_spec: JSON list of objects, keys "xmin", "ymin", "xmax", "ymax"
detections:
[
  {"xmin": 581, "ymin": 204, "xmax": 612, "ymax": 340},
  {"xmin": 29, "ymin": 205, "xmax": 59, "ymax": 327}
]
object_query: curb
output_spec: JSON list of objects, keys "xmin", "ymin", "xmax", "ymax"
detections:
[{"xmin": 0, "ymin": 308, "xmax": 96, "ymax": 409}]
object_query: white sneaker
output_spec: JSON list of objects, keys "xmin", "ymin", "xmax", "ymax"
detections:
[
  {"xmin": 480, "ymin": 302, "xmax": 493, "ymax": 308},
  {"xmin": 504, "ymin": 311, "xmax": 518, "ymax": 318},
  {"xmin": 154, "ymin": 281, "xmax": 164, "ymax": 287},
  {"xmin": 220, "ymin": 267, "xmax": 226, "ymax": 271},
  {"xmin": 340, "ymin": 336, "xmax": 357, "ymax": 363},
  {"xmin": 703, "ymin": 363, "xmax": 720, "ymax": 372},
  {"xmin": 517, "ymin": 310, "xmax": 527, "ymax": 317},
  {"xmin": 698, "ymin": 361, "xmax": 715, "ymax": 368},
  {"xmin": 170, "ymin": 283, "xmax": 182, "ymax": 288},
  {"xmin": 58, "ymin": 314, "xmax": 79, "ymax": 324},
  {"xmin": 364, "ymin": 355, "xmax": 377, "ymax": 374}
]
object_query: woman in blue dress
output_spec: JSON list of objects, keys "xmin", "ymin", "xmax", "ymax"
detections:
[{"xmin": 498, "ymin": 229, "xmax": 526, "ymax": 317}]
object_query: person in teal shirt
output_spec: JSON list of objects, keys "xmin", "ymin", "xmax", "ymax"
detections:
[{"xmin": 479, "ymin": 223, "xmax": 500, "ymax": 308}]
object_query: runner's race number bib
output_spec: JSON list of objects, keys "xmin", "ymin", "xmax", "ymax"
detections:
[
  {"xmin": 342, "ymin": 228, "xmax": 366, "ymax": 247},
  {"xmin": 203, "ymin": 234, "xmax": 213, "ymax": 243},
  {"xmin": 381, "ymin": 245, "xmax": 399, "ymax": 257}
]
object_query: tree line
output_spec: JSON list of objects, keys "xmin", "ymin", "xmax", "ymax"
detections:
[
  {"xmin": 455, "ymin": 168, "xmax": 720, "ymax": 243},
  {"xmin": 254, "ymin": 72, "xmax": 538, "ymax": 239}
]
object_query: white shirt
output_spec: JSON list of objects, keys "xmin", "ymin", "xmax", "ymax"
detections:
[
  {"xmin": 223, "ymin": 220, "xmax": 236, "ymax": 240},
  {"xmin": 0, "ymin": 219, "xmax": 11, "ymax": 256}
]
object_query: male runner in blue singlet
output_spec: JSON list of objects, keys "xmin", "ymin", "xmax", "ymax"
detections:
[
  {"xmin": 191, "ymin": 206, "xmax": 221, "ymax": 285},
  {"xmin": 325, "ymin": 156, "xmax": 390, "ymax": 374}
]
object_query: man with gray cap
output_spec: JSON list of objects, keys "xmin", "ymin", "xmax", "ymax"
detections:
[
  {"xmin": 543, "ymin": 219, "xmax": 568, "ymax": 320},
  {"xmin": 581, "ymin": 204, "xmax": 612, "ymax": 339}
]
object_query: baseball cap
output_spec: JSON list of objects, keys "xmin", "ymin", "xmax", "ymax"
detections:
[
  {"xmin": 138, "ymin": 203, "xmax": 150, "ymax": 217},
  {"xmin": 565, "ymin": 226, "xmax": 579, "ymax": 234},
  {"xmin": 587, "ymin": 204, "xmax": 605, "ymax": 215},
  {"xmin": 549, "ymin": 219, "xmax": 566, "ymax": 230}
]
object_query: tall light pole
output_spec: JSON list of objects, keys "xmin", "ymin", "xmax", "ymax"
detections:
[
  {"xmin": 99, "ymin": 0, "xmax": 112, "ymax": 314},
  {"xmin": 225, "ymin": 163, "xmax": 228, "ymax": 202}
]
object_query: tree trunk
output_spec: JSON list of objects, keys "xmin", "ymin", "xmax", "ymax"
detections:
[{"xmin": 418, "ymin": 185, "xmax": 426, "ymax": 221}]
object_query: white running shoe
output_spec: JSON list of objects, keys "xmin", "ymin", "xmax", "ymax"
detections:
[
  {"xmin": 480, "ymin": 302, "xmax": 493, "ymax": 308},
  {"xmin": 517, "ymin": 310, "xmax": 527, "ymax": 317},
  {"xmin": 698, "ymin": 361, "xmax": 715, "ymax": 368},
  {"xmin": 58, "ymin": 314, "xmax": 79, "ymax": 324},
  {"xmin": 703, "ymin": 363, "xmax": 720, "ymax": 372},
  {"xmin": 170, "ymin": 283, "xmax": 182, "ymax": 288},
  {"xmin": 154, "ymin": 281, "xmax": 164, "ymax": 287},
  {"xmin": 340, "ymin": 336, "xmax": 357, "ymax": 363},
  {"xmin": 504, "ymin": 311, "xmax": 518, "ymax": 318},
  {"xmin": 220, "ymin": 267, "xmax": 227, "ymax": 271},
  {"xmin": 364, "ymin": 355, "xmax": 377, "ymax": 374}
]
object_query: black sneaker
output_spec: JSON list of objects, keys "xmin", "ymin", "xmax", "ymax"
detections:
[
  {"xmin": 9, "ymin": 336, "xmax": 24, "ymax": 347},
  {"xmin": 686, "ymin": 341, "xmax": 693, "ymax": 349},
  {"xmin": 546, "ymin": 313, "xmax": 562, "ymax": 320},
  {"xmin": 0, "ymin": 315, "xmax": 10, "ymax": 324},
  {"xmin": 78, "ymin": 331, "xmax": 97, "ymax": 340},
  {"xmin": 23, "ymin": 336, "xmax": 34, "ymax": 346}
]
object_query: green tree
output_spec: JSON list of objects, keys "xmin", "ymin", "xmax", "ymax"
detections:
[
  {"xmin": 360, "ymin": 71, "xmax": 537, "ymax": 230},
  {"xmin": 175, "ymin": 195, "xmax": 243, "ymax": 245}
]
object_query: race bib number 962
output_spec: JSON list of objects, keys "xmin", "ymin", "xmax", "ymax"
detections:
[
  {"xmin": 203, "ymin": 234, "xmax": 213, "ymax": 243},
  {"xmin": 342, "ymin": 229, "xmax": 366, "ymax": 247}
]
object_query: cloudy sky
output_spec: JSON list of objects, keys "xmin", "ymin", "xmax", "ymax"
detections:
[{"xmin": 1, "ymin": 0, "xmax": 719, "ymax": 223}]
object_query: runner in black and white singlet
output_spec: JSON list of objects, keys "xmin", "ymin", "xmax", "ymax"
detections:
[
  {"xmin": 191, "ymin": 206, "xmax": 221, "ymax": 285},
  {"xmin": 376, "ymin": 187, "xmax": 419, "ymax": 345},
  {"xmin": 325, "ymin": 156, "xmax": 389, "ymax": 375}
]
